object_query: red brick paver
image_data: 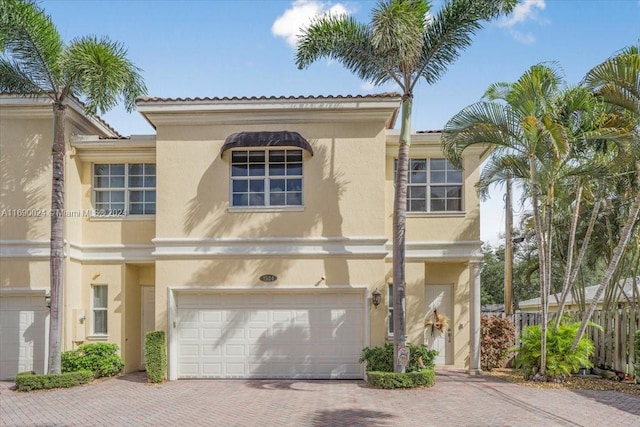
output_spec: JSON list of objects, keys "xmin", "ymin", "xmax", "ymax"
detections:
[{"xmin": 1, "ymin": 371, "xmax": 638, "ymax": 426}]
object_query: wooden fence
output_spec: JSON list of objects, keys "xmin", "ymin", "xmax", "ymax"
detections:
[{"xmin": 485, "ymin": 308, "xmax": 639, "ymax": 374}]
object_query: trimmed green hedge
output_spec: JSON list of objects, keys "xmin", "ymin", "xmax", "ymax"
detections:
[
  {"xmin": 61, "ymin": 343, "xmax": 124, "ymax": 378},
  {"xmin": 359, "ymin": 343, "xmax": 437, "ymax": 373},
  {"xmin": 366, "ymin": 369, "xmax": 435, "ymax": 389},
  {"xmin": 635, "ymin": 330, "xmax": 640, "ymax": 382},
  {"xmin": 15, "ymin": 370, "xmax": 94, "ymax": 391},
  {"xmin": 145, "ymin": 330, "xmax": 167, "ymax": 383}
]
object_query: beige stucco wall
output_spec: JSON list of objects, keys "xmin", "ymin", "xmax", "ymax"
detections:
[
  {"xmin": 2, "ymin": 96, "xmax": 485, "ymax": 375},
  {"xmin": 155, "ymin": 122, "xmax": 386, "ymax": 240}
]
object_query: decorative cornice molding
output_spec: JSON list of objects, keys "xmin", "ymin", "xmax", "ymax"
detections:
[
  {"xmin": 0, "ymin": 240, "xmax": 50, "ymax": 259},
  {"xmin": 385, "ymin": 240, "xmax": 483, "ymax": 261},
  {"xmin": 152, "ymin": 236, "xmax": 389, "ymax": 259}
]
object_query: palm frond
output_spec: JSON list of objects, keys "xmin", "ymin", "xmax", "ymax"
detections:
[
  {"xmin": 442, "ymin": 101, "xmax": 524, "ymax": 167},
  {"xmin": 62, "ymin": 36, "xmax": 147, "ymax": 114},
  {"xmin": 0, "ymin": 57, "xmax": 50, "ymax": 95},
  {"xmin": 584, "ymin": 45, "xmax": 640, "ymax": 116},
  {"xmin": 371, "ymin": 0, "xmax": 429, "ymax": 78},
  {"xmin": 295, "ymin": 14, "xmax": 394, "ymax": 87},
  {"xmin": 415, "ymin": 0, "xmax": 517, "ymax": 88},
  {"xmin": 0, "ymin": 0, "xmax": 63, "ymax": 94}
]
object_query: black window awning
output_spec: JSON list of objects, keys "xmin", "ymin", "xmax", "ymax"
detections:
[{"xmin": 221, "ymin": 131, "xmax": 313, "ymax": 158}]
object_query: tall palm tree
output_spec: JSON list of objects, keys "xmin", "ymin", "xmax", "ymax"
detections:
[
  {"xmin": 296, "ymin": 0, "xmax": 516, "ymax": 373},
  {"xmin": 0, "ymin": 0, "xmax": 147, "ymax": 373},
  {"xmin": 570, "ymin": 45, "xmax": 640, "ymax": 351},
  {"xmin": 442, "ymin": 64, "xmax": 625, "ymax": 377}
]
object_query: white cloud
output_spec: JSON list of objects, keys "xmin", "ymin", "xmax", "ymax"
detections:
[
  {"xmin": 498, "ymin": 0, "xmax": 546, "ymax": 44},
  {"xmin": 499, "ymin": 0, "xmax": 546, "ymax": 28},
  {"xmin": 272, "ymin": 0, "xmax": 351, "ymax": 48},
  {"xmin": 360, "ymin": 81, "xmax": 375, "ymax": 91}
]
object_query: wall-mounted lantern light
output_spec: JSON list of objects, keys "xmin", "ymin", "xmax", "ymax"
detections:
[
  {"xmin": 371, "ymin": 288, "xmax": 382, "ymax": 308},
  {"xmin": 44, "ymin": 294, "xmax": 51, "ymax": 309}
]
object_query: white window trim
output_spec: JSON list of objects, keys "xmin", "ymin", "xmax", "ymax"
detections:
[
  {"xmin": 228, "ymin": 148, "xmax": 304, "ymax": 209},
  {"xmin": 91, "ymin": 284, "xmax": 108, "ymax": 337},
  {"xmin": 92, "ymin": 163, "xmax": 156, "ymax": 217},
  {"xmin": 396, "ymin": 158, "xmax": 464, "ymax": 213}
]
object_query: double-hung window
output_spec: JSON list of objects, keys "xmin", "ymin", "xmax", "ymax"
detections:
[
  {"xmin": 231, "ymin": 149, "xmax": 303, "ymax": 207},
  {"xmin": 404, "ymin": 158, "xmax": 463, "ymax": 212},
  {"xmin": 92, "ymin": 285, "xmax": 108, "ymax": 335},
  {"xmin": 93, "ymin": 163, "xmax": 156, "ymax": 215}
]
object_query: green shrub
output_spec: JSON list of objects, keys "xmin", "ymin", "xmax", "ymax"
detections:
[
  {"xmin": 365, "ymin": 369, "xmax": 435, "ymax": 389},
  {"xmin": 481, "ymin": 315, "xmax": 515, "ymax": 371},
  {"xmin": 61, "ymin": 343, "xmax": 124, "ymax": 378},
  {"xmin": 15, "ymin": 370, "xmax": 94, "ymax": 391},
  {"xmin": 145, "ymin": 330, "xmax": 167, "ymax": 383},
  {"xmin": 515, "ymin": 320, "xmax": 597, "ymax": 381},
  {"xmin": 635, "ymin": 330, "xmax": 640, "ymax": 382},
  {"xmin": 359, "ymin": 343, "xmax": 436, "ymax": 373}
]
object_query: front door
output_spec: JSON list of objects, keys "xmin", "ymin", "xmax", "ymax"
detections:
[
  {"xmin": 140, "ymin": 286, "xmax": 155, "ymax": 369},
  {"xmin": 425, "ymin": 284, "xmax": 453, "ymax": 365}
]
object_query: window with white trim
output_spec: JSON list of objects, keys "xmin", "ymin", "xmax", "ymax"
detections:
[
  {"xmin": 230, "ymin": 149, "xmax": 303, "ymax": 207},
  {"xmin": 397, "ymin": 158, "xmax": 463, "ymax": 212},
  {"xmin": 92, "ymin": 285, "xmax": 108, "ymax": 335},
  {"xmin": 93, "ymin": 163, "xmax": 156, "ymax": 215},
  {"xmin": 387, "ymin": 283, "xmax": 394, "ymax": 336}
]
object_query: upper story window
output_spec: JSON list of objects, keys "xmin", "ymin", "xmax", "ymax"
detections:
[
  {"xmin": 231, "ymin": 149, "xmax": 303, "ymax": 207},
  {"xmin": 93, "ymin": 163, "xmax": 156, "ymax": 215},
  {"xmin": 399, "ymin": 158, "xmax": 463, "ymax": 212}
]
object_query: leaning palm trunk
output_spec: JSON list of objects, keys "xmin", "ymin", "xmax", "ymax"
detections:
[
  {"xmin": 570, "ymin": 183, "xmax": 640, "ymax": 352},
  {"xmin": 393, "ymin": 96, "xmax": 412, "ymax": 372},
  {"xmin": 553, "ymin": 184, "xmax": 582, "ymax": 330},
  {"xmin": 554, "ymin": 194, "xmax": 602, "ymax": 329},
  {"xmin": 48, "ymin": 103, "xmax": 66, "ymax": 374}
]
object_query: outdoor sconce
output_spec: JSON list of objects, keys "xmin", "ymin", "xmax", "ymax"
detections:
[
  {"xmin": 44, "ymin": 294, "xmax": 51, "ymax": 309},
  {"xmin": 371, "ymin": 288, "xmax": 382, "ymax": 308}
]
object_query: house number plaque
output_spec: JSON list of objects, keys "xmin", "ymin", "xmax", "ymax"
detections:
[{"xmin": 260, "ymin": 274, "xmax": 278, "ymax": 283}]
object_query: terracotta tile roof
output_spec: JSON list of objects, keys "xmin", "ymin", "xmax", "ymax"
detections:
[
  {"xmin": 136, "ymin": 93, "xmax": 402, "ymax": 103},
  {"xmin": 416, "ymin": 129, "xmax": 443, "ymax": 134}
]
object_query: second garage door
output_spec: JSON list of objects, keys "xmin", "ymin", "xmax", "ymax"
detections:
[
  {"xmin": 0, "ymin": 294, "xmax": 47, "ymax": 380},
  {"xmin": 175, "ymin": 290, "xmax": 365, "ymax": 379}
]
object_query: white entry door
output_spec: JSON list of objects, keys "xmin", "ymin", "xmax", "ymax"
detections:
[
  {"xmin": 174, "ymin": 290, "xmax": 365, "ymax": 379},
  {"xmin": 140, "ymin": 286, "xmax": 155, "ymax": 369},
  {"xmin": 0, "ymin": 294, "xmax": 48, "ymax": 379},
  {"xmin": 425, "ymin": 284, "xmax": 453, "ymax": 365}
]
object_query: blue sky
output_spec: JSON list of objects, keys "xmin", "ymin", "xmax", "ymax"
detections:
[{"xmin": 40, "ymin": 0, "xmax": 639, "ymax": 243}]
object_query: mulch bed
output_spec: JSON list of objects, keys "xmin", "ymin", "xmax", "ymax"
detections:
[{"xmin": 484, "ymin": 368, "xmax": 640, "ymax": 397}]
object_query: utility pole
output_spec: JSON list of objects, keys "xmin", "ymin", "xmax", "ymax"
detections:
[{"xmin": 504, "ymin": 177, "xmax": 513, "ymax": 316}]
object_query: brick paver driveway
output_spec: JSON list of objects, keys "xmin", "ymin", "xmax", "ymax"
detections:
[{"xmin": 1, "ymin": 371, "xmax": 639, "ymax": 427}]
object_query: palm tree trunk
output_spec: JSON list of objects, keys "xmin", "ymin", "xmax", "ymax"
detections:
[
  {"xmin": 529, "ymin": 158, "xmax": 547, "ymax": 376},
  {"xmin": 555, "ymin": 191, "xmax": 602, "ymax": 330},
  {"xmin": 393, "ymin": 94, "xmax": 411, "ymax": 373},
  {"xmin": 48, "ymin": 102, "xmax": 66, "ymax": 374},
  {"xmin": 570, "ymin": 179, "xmax": 640, "ymax": 352}
]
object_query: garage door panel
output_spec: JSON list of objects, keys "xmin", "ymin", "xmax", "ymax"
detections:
[
  {"xmin": 0, "ymin": 296, "xmax": 47, "ymax": 380},
  {"xmin": 176, "ymin": 291, "xmax": 365, "ymax": 379}
]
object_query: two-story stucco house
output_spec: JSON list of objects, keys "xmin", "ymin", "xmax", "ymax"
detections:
[{"xmin": 0, "ymin": 93, "xmax": 486, "ymax": 380}]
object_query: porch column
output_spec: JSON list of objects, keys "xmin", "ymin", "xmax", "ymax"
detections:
[{"xmin": 469, "ymin": 260, "xmax": 482, "ymax": 375}]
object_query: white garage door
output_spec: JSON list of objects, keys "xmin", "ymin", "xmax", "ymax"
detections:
[
  {"xmin": 0, "ymin": 295, "xmax": 47, "ymax": 380},
  {"xmin": 175, "ymin": 290, "xmax": 365, "ymax": 379}
]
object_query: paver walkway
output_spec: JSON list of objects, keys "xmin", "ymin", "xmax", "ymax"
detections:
[{"xmin": 1, "ymin": 371, "xmax": 638, "ymax": 426}]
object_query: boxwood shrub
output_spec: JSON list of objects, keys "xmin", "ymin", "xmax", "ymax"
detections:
[
  {"xmin": 359, "ymin": 343, "xmax": 437, "ymax": 372},
  {"xmin": 61, "ymin": 343, "xmax": 124, "ymax": 378},
  {"xmin": 366, "ymin": 369, "xmax": 435, "ymax": 389},
  {"xmin": 145, "ymin": 330, "xmax": 167, "ymax": 383},
  {"xmin": 15, "ymin": 370, "xmax": 94, "ymax": 391}
]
